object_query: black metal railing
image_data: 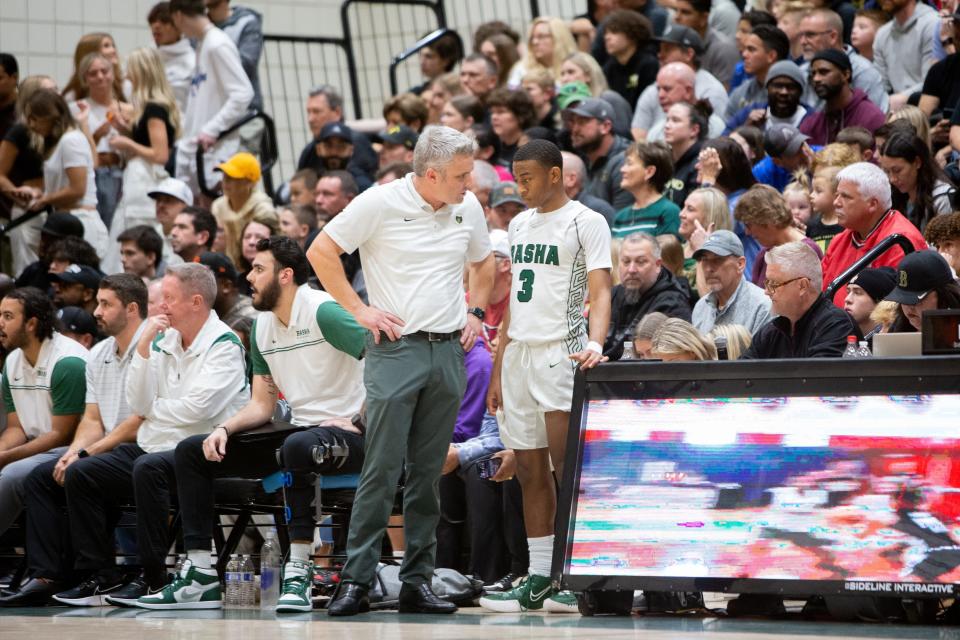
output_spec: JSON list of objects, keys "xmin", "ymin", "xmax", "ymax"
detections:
[
  {"xmin": 824, "ymin": 233, "xmax": 917, "ymax": 299},
  {"xmin": 196, "ymin": 110, "xmax": 279, "ymax": 200},
  {"xmin": 389, "ymin": 28, "xmax": 464, "ymax": 96}
]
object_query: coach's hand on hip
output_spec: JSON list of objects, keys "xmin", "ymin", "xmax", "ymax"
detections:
[{"xmin": 357, "ymin": 305, "xmax": 405, "ymax": 343}]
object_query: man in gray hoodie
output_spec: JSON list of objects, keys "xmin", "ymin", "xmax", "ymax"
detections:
[
  {"xmin": 874, "ymin": 0, "xmax": 940, "ymax": 111},
  {"xmin": 206, "ymin": 0, "xmax": 263, "ymax": 112}
]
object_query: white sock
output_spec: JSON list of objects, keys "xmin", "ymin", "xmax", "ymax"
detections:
[
  {"xmin": 289, "ymin": 542, "xmax": 311, "ymax": 564},
  {"xmin": 187, "ymin": 550, "xmax": 212, "ymax": 569},
  {"xmin": 527, "ymin": 535, "xmax": 554, "ymax": 577}
]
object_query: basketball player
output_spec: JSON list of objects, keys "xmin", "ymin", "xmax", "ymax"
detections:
[{"xmin": 481, "ymin": 140, "xmax": 612, "ymax": 612}]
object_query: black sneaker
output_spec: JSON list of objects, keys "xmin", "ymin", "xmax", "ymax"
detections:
[
  {"xmin": 52, "ymin": 575, "xmax": 124, "ymax": 607},
  {"xmin": 482, "ymin": 572, "xmax": 523, "ymax": 593},
  {"xmin": 104, "ymin": 576, "xmax": 159, "ymax": 607}
]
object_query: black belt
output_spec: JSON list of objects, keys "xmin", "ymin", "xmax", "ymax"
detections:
[{"xmin": 411, "ymin": 330, "xmax": 461, "ymax": 342}]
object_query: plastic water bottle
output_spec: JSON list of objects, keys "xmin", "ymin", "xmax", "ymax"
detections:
[
  {"xmin": 842, "ymin": 335, "xmax": 858, "ymax": 358},
  {"xmin": 240, "ymin": 554, "xmax": 256, "ymax": 607},
  {"xmin": 621, "ymin": 340, "xmax": 636, "ymax": 360},
  {"xmin": 260, "ymin": 529, "xmax": 282, "ymax": 610},
  {"xmin": 225, "ymin": 554, "xmax": 241, "ymax": 608},
  {"xmin": 857, "ymin": 340, "xmax": 872, "ymax": 358}
]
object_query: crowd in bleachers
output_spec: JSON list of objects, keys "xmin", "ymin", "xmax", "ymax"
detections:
[{"xmin": 0, "ymin": 0, "xmax": 959, "ymax": 615}]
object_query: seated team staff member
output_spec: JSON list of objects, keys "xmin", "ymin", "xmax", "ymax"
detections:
[{"xmin": 136, "ymin": 237, "xmax": 367, "ymax": 612}]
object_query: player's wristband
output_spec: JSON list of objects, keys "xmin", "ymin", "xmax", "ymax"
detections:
[{"xmin": 586, "ymin": 341, "xmax": 603, "ymax": 355}]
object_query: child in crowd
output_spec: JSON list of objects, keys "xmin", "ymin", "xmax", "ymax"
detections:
[
  {"xmin": 783, "ymin": 181, "xmax": 812, "ymax": 229},
  {"xmin": 850, "ymin": 9, "xmax": 886, "ymax": 62},
  {"xmin": 805, "ymin": 143, "xmax": 860, "ymax": 253}
]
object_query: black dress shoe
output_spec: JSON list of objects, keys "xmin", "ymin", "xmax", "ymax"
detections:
[
  {"xmin": 327, "ymin": 582, "xmax": 369, "ymax": 616},
  {"xmin": 398, "ymin": 583, "xmax": 457, "ymax": 614},
  {"xmin": 0, "ymin": 578, "xmax": 63, "ymax": 607}
]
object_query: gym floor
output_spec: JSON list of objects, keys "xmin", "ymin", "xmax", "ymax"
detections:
[{"xmin": 2, "ymin": 607, "xmax": 959, "ymax": 639}]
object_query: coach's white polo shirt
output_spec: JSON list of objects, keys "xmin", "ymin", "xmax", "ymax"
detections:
[
  {"xmin": 324, "ymin": 173, "xmax": 491, "ymax": 334},
  {"xmin": 85, "ymin": 321, "xmax": 146, "ymax": 432}
]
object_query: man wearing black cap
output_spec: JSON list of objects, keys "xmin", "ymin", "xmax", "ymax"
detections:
[
  {"xmin": 377, "ymin": 124, "xmax": 418, "ymax": 169},
  {"xmin": 565, "ymin": 98, "xmax": 633, "ymax": 210},
  {"xmin": 50, "ymin": 264, "xmax": 103, "ymax": 314},
  {"xmin": 58, "ymin": 306, "xmax": 100, "ymax": 350},
  {"xmin": 315, "ymin": 122, "xmax": 373, "ymax": 191},
  {"xmin": 15, "ymin": 213, "xmax": 85, "ymax": 292},
  {"xmin": 752, "ymin": 124, "xmax": 818, "ymax": 191},
  {"xmin": 886, "ymin": 250, "xmax": 960, "ymax": 332},
  {"xmin": 799, "ymin": 49, "xmax": 885, "ymax": 146},
  {"xmin": 196, "ymin": 251, "xmax": 255, "ymax": 326},
  {"xmin": 633, "ymin": 24, "xmax": 729, "ymax": 141},
  {"xmin": 843, "ymin": 267, "xmax": 897, "ymax": 341}
]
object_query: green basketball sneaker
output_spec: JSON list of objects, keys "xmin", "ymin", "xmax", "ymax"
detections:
[
  {"xmin": 134, "ymin": 561, "xmax": 222, "ymax": 610},
  {"xmin": 479, "ymin": 574, "xmax": 554, "ymax": 612},
  {"xmin": 276, "ymin": 561, "xmax": 314, "ymax": 613}
]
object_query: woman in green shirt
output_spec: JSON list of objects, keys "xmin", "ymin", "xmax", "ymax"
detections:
[{"xmin": 612, "ymin": 141, "xmax": 681, "ymax": 239}]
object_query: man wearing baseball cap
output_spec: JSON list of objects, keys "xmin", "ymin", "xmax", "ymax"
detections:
[
  {"xmin": 565, "ymin": 97, "xmax": 633, "ymax": 210},
  {"xmin": 692, "ymin": 230, "xmax": 773, "ymax": 334},
  {"xmin": 50, "ymin": 264, "xmax": 104, "ymax": 314},
  {"xmin": 486, "ymin": 182, "xmax": 526, "ymax": 231},
  {"xmin": 885, "ymin": 250, "xmax": 960, "ymax": 332},
  {"xmin": 724, "ymin": 60, "xmax": 810, "ymax": 133},
  {"xmin": 632, "ymin": 24, "xmax": 728, "ymax": 141},
  {"xmin": 316, "ymin": 122, "xmax": 373, "ymax": 190},
  {"xmin": 799, "ymin": 49, "xmax": 885, "ymax": 146},
  {"xmin": 148, "ymin": 178, "xmax": 193, "ymax": 269},
  {"xmin": 196, "ymin": 251, "xmax": 256, "ymax": 327},
  {"xmin": 13, "ymin": 213, "xmax": 85, "ymax": 293},
  {"xmin": 58, "ymin": 306, "xmax": 100, "ymax": 350},
  {"xmin": 752, "ymin": 124, "xmax": 818, "ymax": 191},
  {"xmin": 376, "ymin": 124, "xmax": 418, "ymax": 169}
]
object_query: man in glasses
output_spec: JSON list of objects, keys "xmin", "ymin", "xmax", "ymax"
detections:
[{"xmin": 744, "ymin": 240, "xmax": 857, "ymax": 358}]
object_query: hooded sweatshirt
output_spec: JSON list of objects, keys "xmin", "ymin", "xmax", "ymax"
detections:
[
  {"xmin": 799, "ymin": 88, "xmax": 885, "ymax": 146},
  {"xmin": 212, "ymin": 189, "xmax": 277, "ymax": 267},
  {"xmin": 157, "ymin": 37, "xmax": 196, "ymax": 115},
  {"xmin": 215, "ymin": 5, "xmax": 264, "ymax": 112}
]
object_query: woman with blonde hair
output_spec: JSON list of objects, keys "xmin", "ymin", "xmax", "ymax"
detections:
[
  {"xmin": 678, "ymin": 187, "xmax": 731, "ymax": 294},
  {"xmin": 707, "ymin": 324, "xmax": 752, "ymax": 360},
  {"xmin": 650, "ymin": 318, "xmax": 718, "ymax": 361},
  {"xmin": 558, "ymin": 51, "xmax": 609, "ymax": 96},
  {"xmin": 0, "ymin": 75, "xmax": 57, "ymax": 274},
  {"xmin": 68, "ymin": 51, "xmax": 129, "ymax": 231},
  {"xmin": 507, "ymin": 17, "xmax": 578, "ymax": 87},
  {"xmin": 102, "ymin": 47, "xmax": 181, "ymax": 273},
  {"xmin": 62, "ymin": 32, "xmax": 125, "ymax": 102},
  {"xmin": 886, "ymin": 105, "xmax": 930, "ymax": 145}
]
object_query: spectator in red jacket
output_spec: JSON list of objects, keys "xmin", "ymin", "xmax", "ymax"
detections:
[
  {"xmin": 821, "ymin": 162, "xmax": 927, "ymax": 307},
  {"xmin": 799, "ymin": 49, "xmax": 885, "ymax": 146}
]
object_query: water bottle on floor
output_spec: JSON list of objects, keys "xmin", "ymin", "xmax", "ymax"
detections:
[
  {"xmin": 260, "ymin": 529, "xmax": 282, "ymax": 610},
  {"xmin": 225, "ymin": 554, "xmax": 241, "ymax": 608},
  {"xmin": 240, "ymin": 554, "xmax": 256, "ymax": 607}
]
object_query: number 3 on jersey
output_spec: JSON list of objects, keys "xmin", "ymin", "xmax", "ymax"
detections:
[{"xmin": 517, "ymin": 269, "xmax": 534, "ymax": 302}]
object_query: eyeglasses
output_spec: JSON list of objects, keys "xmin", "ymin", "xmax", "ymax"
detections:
[{"xmin": 764, "ymin": 276, "xmax": 806, "ymax": 294}]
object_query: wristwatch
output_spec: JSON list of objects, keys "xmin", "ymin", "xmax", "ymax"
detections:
[
  {"xmin": 468, "ymin": 307, "xmax": 486, "ymax": 321},
  {"xmin": 77, "ymin": 449, "xmax": 89, "ymax": 458}
]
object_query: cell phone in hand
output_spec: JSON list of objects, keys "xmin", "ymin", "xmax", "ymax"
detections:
[{"xmin": 478, "ymin": 456, "xmax": 502, "ymax": 480}]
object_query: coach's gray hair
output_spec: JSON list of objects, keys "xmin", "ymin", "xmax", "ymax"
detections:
[
  {"xmin": 165, "ymin": 262, "xmax": 217, "ymax": 309},
  {"xmin": 623, "ymin": 232, "xmax": 661, "ymax": 259},
  {"xmin": 413, "ymin": 125, "xmax": 477, "ymax": 177},
  {"xmin": 836, "ymin": 162, "xmax": 892, "ymax": 211},
  {"xmin": 472, "ymin": 159, "xmax": 499, "ymax": 192},
  {"xmin": 308, "ymin": 84, "xmax": 343, "ymax": 112},
  {"xmin": 765, "ymin": 240, "xmax": 823, "ymax": 289}
]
